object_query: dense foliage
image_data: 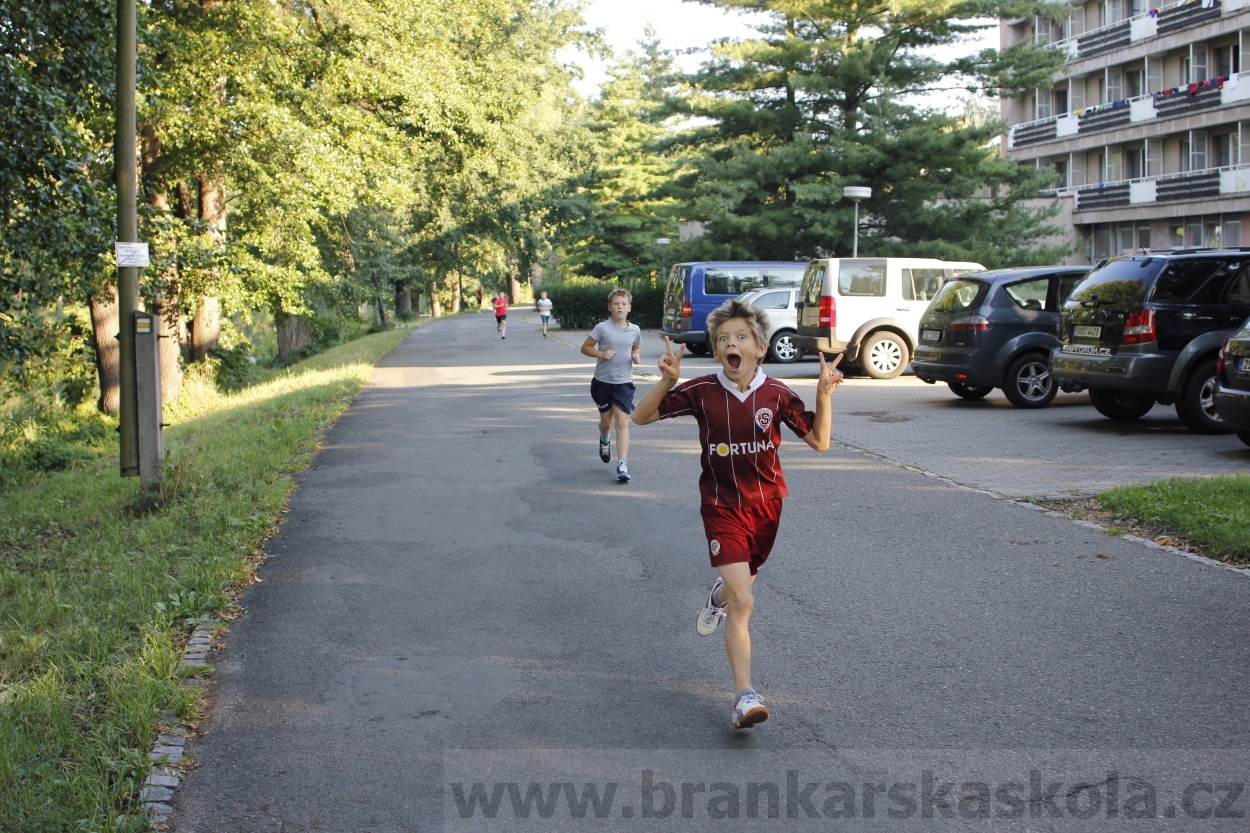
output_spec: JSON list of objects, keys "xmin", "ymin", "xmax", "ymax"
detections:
[
  {"xmin": 2, "ymin": 0, "xmax": 1069, "ymax": 420},
  {"xmin": 541, "ymin": 280, "xmax": 665, "ymax": 329}
]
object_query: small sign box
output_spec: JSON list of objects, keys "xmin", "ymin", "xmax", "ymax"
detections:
[
  {"xmin": 135, "ymin": 317, "xmax": 152, "ymax": 334},
  {"xmin": 115, "ymin": 242, "xmax": 150, "ymax": 268}
]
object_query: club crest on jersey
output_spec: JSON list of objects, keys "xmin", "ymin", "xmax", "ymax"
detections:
[
  {"xmin": 709, "ymin": 539, "xmax": 721, "ymax": 556},
  {"xmin": 754, "ymin": 407, "xmax": 774, "ymax": 431},
  {"xmin": 713, "ymin": 438, "xmax": 776, "ymax": 457}
]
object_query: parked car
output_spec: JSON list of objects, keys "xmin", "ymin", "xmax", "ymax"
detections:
[
  {"xmin": 662, "ymin": 261, "xmax": 807, "ymax": 355},
  {"xmin": 1051, "ymin": 249, "xmax": 1250, "ymax": 433},
  {"xmin": 794, "ymin": 257, "xmax": 984, "ymax": 378},
  {"xmin": 1214, "ymin": 315, "xmax": 1250, "ymax": 447},
  {"xmin": 912, "ymin": 265, "xmax": 1090, "ymax": 408},
  {"xmin": 737, "ymin": 286, "xmax": 803, "ymax": 363}
]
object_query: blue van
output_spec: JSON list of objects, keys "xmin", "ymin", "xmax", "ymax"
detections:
[{"xmin": 661, "ymin": 261, "xmax": 807, "ymax": 354}]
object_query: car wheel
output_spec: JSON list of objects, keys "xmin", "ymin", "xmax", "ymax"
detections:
[
  {"xmin": 859, "ymin": 332, "xmax": 908, "ymax": 379},
  {"xmin": 947, "ymin": 382, "xmax": 993, "ymax": 400},
  {"xmin": 685, "ymin": 342, "xmax": 709, "ymax": 357},
  {"xmin": 1238, "ymin": 430, "xmax": 1250, "ymax": 448},
  {"xmin": 768, "ymin": 330, "xmax": 801, "ymax": 363},
  {"xmin": 1175, "ymin": 358, "xmax": 1233, "ymax": 434},
  {"xmin": 1003, "ymin": 353, "xmax": 1057, "ymax": 409},
  {"xmin": 1088, "ymin": 388, "xmax": 1155, "ymax": 421}
]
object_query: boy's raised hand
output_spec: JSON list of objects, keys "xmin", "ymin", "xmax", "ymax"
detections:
[
  {"xmin": 816, "ymin": 352, "xmax": 844, "ymax": 397},
  {"xmin": 658, "ymin": 336, "xmax": 685, "ymax": 383}
]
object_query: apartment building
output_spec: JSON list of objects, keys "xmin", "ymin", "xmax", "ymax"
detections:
[{"xmin": 1002, "ymin": 0, "xmax": 1250, "ymax": 262}]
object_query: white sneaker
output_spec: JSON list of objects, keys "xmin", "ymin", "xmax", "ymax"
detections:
[
  {"xmin": 616, "ymin": 462, "xmax": 630, "ymax": 482},
  {"xmin": 695, "ymin": 577, "xmax": 727, "ymax": 636},
  {"xmin": 732, "ymin": 690, "xmax": 768, "ymax": 729}
]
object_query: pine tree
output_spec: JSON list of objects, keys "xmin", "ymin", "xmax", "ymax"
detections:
[{"xmin": 673, "ymin": 0, "xmax": 1069, "ymax": 266}]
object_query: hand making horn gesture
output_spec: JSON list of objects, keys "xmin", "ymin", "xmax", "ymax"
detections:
[
  {"xmin": 659, "ymin": 336, "xmax": 686, "ymax": 383},
  {"xmin": 817, "ymin": 352, "xmax": 845, "ymax": 397}
]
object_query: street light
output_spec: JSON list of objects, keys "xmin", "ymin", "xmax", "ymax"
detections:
[{"xmin": 843, "ymin": 186, "xmax": 872, "ymax": 258}]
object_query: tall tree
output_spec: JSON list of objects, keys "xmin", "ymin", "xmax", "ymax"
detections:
[
  {"xmin": 567, "ymin": 32, "xmax": 685, "ymax": 282},
  {"xmin": 673, "ymin": 0, "xmax": 1068, "ymax": 267}
]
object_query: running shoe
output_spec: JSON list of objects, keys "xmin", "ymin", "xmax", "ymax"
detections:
[
  {"xmin": 695, "ymin": 577, "xmax": 727, "ymax": 636},
  {"xmin": 732, "ymin": 690, "xmax": 768, "ymax": 729},
  {"xmin": 599, "ymin": 437, "xmax": 611, "ymax": 463},
  {"xmin": 616, "ymin": 462, "xmax": 630, "ymax": 482}
]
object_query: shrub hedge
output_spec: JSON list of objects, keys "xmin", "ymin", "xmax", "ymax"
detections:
[{"xmin": 541, "ymin": 279, "xmax": 665, "ymax": 329}]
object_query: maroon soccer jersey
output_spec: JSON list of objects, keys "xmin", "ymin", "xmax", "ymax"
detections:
[{"xmin": 657, "ymin": 370, "xmax": 816, "ymax": 508}]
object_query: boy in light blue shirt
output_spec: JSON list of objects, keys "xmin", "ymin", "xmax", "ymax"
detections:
[{"xmin": 580, "ymin": 288, "xmax": 642, "ymax": 482}]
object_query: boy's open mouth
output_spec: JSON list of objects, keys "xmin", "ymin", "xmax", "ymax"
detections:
[{"xmin": 726, "ymin": 353, "xmax": 742, "ymax": 371}]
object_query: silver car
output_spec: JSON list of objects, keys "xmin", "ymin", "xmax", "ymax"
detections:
[{"xmin": 738, "ymin": 287, "xmax": 803, "ymax": 363}]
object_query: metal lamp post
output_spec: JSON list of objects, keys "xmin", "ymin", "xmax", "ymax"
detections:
[{"xmin": 843, "ymin": 186, "xmax": 872, "ymax": 258}]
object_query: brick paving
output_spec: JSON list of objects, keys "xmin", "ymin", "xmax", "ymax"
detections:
[{"xmin": 827, "ymin": 376, "xmax": 1250, "ymax": 498}]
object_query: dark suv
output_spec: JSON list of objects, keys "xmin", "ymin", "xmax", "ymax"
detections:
[
  {"xmin": 913, "ymin": 265, "xmax": 1089, "ymax": 408},
  {"xmin": 1051, "ymin": 250, "xmax": 1250, "ymax": 433}
]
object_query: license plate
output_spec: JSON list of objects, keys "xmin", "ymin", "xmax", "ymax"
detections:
[
  {"xmin": 1062, "ymin": 344, "xmax": 1111, "ymax": 355},
  {"xmin": 1073, "ymin": 325, "xmax": 1102, "ymax": 338},
  {"xmin": 921, "ymin": 329, "xmax": 941, "ymax": 341},
  {"xmin": 1239, "ymin": 357, "xmax": 1250, "ymax": 376}
]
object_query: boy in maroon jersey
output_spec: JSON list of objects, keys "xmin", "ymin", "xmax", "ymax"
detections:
[{"xmin": 633, "ymin": 299, "xmax": 843, "ymax": 728}]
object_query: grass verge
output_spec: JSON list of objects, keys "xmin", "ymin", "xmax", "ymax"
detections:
[
  {"xmin": 1097, "ymin": 475, "xmax": 1250, "ymax": 562},
  {"xmin": 0, "ymin": 324, "xmax": 413, "ymax": 831}
]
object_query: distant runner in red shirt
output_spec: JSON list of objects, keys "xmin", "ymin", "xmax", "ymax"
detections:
[
  {"xmin": 492, "ymin": 291, "xmax": 508, "ymax": 339},
  {"xmin": 633, "ymin": 298, "xmax": 843, "ymax": 729}
]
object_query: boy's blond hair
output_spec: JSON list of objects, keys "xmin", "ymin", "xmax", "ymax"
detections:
[
  {"xmin": 607, "ymin": 287, "xmax": 632, "ymax": 303},
  {"xmin": 706, "ymin": 299, "xmax": 769, "ymax": 349}
]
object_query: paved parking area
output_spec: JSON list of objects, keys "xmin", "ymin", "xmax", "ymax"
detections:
[
  {"xmin": 828, "ymin": 378, "xmax": 1250, "ymax": 498},
  {"xmin": 543, "ymin": 319, "xmax": 1249, "ymax": 499}
]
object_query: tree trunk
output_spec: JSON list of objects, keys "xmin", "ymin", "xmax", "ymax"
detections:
[
  {"xmin": 508, "ymin": 257, "xmax": 521, "ymax": 303},
  {"xmin": 89, "ymin": 286, "xmax": 121, "ymax": 414},
  {"xmin": 186, "ymin": 169, "xmax": 227, "ymax": 362},
  {"xmin": 188, "ymin": 295, "xmax": 221, "ymax": 363},
  {"xmin": 277, "ymin": 316, "xmax": 311, "ymax": 362},
  {"xmin": 152, "ymin": 299, "xmax": 183, "ymax": 403},
  {"xmin": 395, "ymin": 284, "xmax": 412, "ymax": 315},
  {"xmin": 430, "ymin": 290, "xmax": 442, "ymax": 318},
  {"xmin": 147, "ymin": 190, "xmax": 184, "ymax": 402}
]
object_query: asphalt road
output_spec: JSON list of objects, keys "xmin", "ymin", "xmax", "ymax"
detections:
[{"xmin": 172, "ymin": 312, "xmax": 1250, "ymax": 832}]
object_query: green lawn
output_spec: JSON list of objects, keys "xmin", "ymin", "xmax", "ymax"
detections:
[
  {"xmin": 1099, "ymin": 475, "xmax": 1250, "ymax": 562},
  {"xmin": 0, "ymin": 325, "xmax": 412, "ymax": 831}
]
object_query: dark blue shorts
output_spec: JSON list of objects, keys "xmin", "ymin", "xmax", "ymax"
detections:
[{"xmin": 590, "ymin": 379, "xmax": 636, "ymax": 414}]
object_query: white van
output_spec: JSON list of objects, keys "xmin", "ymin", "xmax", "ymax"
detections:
[{"xmin": 794, "ymin": 257, "xmax": 984, "ymax": 378}]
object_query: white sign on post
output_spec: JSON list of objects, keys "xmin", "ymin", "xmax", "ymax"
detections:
[{"xmin": 114, "ymin": 241, "xmax": 150, "ymax": 268}]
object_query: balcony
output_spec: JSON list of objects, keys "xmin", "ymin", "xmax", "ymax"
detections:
[
  {"xmin": 1046, "ymin": 0, "xmax": 1226, "ymax": 64},
  {"xmin": 1068, "ymin": 164, "xmax": 1248, "ymax": 212},
  {"xmin": 1008, "ymin": 74, "xmax": 1242, "ymax": 149}
]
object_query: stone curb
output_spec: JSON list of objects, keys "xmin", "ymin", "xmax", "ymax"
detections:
[
  {"xmin": 836, "ymin": 440, "xmax": 1250, "ymax": 580},
  {"xmin": 143, "ymin": 615, "xmax": 220, "ymax": 830}
]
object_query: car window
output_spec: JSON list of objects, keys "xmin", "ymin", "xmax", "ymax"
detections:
[
  {"xmin": 1068, "ymin": 258, "xmax": 1160, "ymax": 307},
  {"xmin": 759, "ymin": 266, "xmax": 806, "ymax": 287},
  {"xmin": 1226, "ymin": 266, "xmax": 1250, "ymax": 304},
  {"xmin": 750, "ymin": 290, "xmax": 790, "ymax": 309},
  {"xmin": 801, "ymin": 263, "xmax": 825, "ymax": 305},
  {"xmin": 1151, "ymin": 260, "xmax": 1226, "ymax": 302},
  {"xmin": 1003, "ymin": 278, "xmax": 1049, "ymax": 311},
  {"xmin": 903, "ymin": 268, "xmax": 945, "ymax": 301},
  {"xmin": 1054, "ymin": 273, "xmax": 1086, "ymax": 310},
  {"xmin": 666, "ymin": 265, "xmax": 687, "ymax": 297},
  {"xmin": 929, "ymin": 279, "xmax": 989, "ymax": 312},
  {"xmin": 838, "ymin": 261, "xmax": 886, "ymax": 296},
  {"xmin": 704, "ymin": 267, "xmax": 764, "ymax": 295}
]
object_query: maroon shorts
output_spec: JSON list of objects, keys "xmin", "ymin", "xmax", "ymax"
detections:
[{"xmin": 700, "ymin": 498, "xmax": 783, "ymax": 576}]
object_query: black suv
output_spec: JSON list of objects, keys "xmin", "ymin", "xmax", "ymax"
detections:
[
  {"xmin": 1051, "ymin": 250, "xmax": 1250, "ymax": 433},
  {"xmin": 913, "ymin": 265, "xmax": 1089, "ymax": 408}
]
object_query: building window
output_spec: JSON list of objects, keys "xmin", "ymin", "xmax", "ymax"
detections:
[
  {"xmin": 1213, "ymin": 133, "xmax": 1234, "ymax": 168},
  {"xmin": 1125, "ymin": 147, "xmax": 1145, "ymax": 179},
  {"xmin": 1169, "ymin": 215, "xmax": 1242, "ymax": 248},
  {"xmin": 1092, "ymin": 222, "xmax": 1151, "ymax": 259},
  {"xmin": 1055, "ymin": 87, "xmax": 1069, "ymax": 114},
  {"xmin": 1126, "ymin": 68, "xmax": 1145, "ymax": 98},
  {"xmin": 1214, "ymin": 43, "xmax": 1240, "ymax": 77},
  {"xmin": 1054, "ymin": 159, "xmax": 1069, "ymax": 187}
]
